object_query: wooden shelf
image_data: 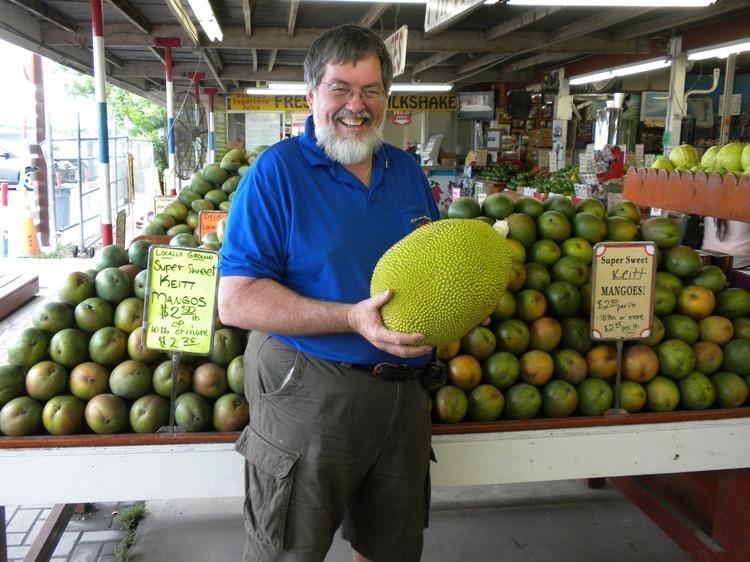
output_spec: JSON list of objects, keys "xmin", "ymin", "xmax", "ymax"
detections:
[{"xmin": 623, "ymin": 167, "xmax": 750, "ymax": 223}]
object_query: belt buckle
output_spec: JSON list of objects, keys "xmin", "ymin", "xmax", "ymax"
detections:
[{"xmin": 373, "ymin": 362, "xmax": 409, "ymax": 381}]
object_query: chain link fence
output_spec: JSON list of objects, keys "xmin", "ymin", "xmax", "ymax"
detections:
[{"xmin": 44, "ymin": 134, "xmax": 155, "ymax": 252}]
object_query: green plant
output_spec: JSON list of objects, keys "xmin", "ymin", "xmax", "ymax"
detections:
[{"xmin": 114, "ymin": 502, "xmax": 146, "ymax": 562}]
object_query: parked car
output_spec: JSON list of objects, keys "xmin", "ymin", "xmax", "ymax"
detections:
[{"xmin": 0, "ymin": 143, "xmax": 37, "ymax": 189}]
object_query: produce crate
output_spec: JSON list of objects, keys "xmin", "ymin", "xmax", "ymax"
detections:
[{"xmin": 623, "ymin": 168, "xmax": 750, "ymax": 222}]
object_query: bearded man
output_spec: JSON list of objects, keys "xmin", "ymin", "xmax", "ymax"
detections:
[{"xmin": 218, "ymin": 24, "xmax": 440, "ymax": 562}]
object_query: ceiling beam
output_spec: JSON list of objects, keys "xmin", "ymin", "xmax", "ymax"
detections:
[
  {"xmin": 242, "ymin": 0, "xmax": 254, "ymax": 36},
  {"xmin": 458, "ymin": 53, "xmax": 508, "ymax": 76},
  {"xmin": 110, "ymin": 61, "xmax": 534, "ymax": 84},
  {"xmin": 44, "ymin": 24, "xmax": 648, "ymax": 56},
  {"xmin": 104, "ymin": 49, "xmax": 124, "ymax": 68},
  {"xmin": 486, "ymin": 7, "xmax": 561, "ymax": 40},
  {"xmin": 359, "ymin": 4, "xmax": 391, "ymax": 29},
  {"xmin": 551, "ymin": 9, "xmax": 653, "ymax": 44},
  {"xmin": 503, "ymin": 52, "xmax": 584, "ymax": 73},
  {"xmin": 203, "ymin": 48, "xmax": 226, "ymax": 92},
  {"xmin": 149, "ymin": 47, "xmax": 165, "ymax": 65},
  {"xmin": 412, "ymin": 52, "xmax": 458, "ymax": 75},
  {"xmin": 612, "ymin": 0, "xmax": 748, "ymax": 41},
  {"xmin": 268, "ymin": 49, "xmax": 278, "ymax": 72},
  {"xmin": 105, "ymin": 0, "xmax": 151, "ymax": 34},
  {"xmin": 288, "ymin": 0, "xmax": 299, "ymax": 37},
  {"xmin": 6, "ymin": 0, "xmax": 76, "ymax": 33}
]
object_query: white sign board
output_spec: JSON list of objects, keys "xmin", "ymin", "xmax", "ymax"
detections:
[
  {"xmin": 384, "ymin": 25, "xmax": 408, "ymax": 78},
  {"xmin": 425, "ymin": 0, "xmax": 485, "ymax": 35},
  {"xmin": 718, "ymin": 94, "xmax": 742, "ymax": 116},
  {"xmin": 246, "ymin": 111, "xmax": 282, "ymax": 150}
]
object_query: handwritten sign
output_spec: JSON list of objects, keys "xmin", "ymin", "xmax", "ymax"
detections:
[
  {"xmin": 199, "ymin": 210, "xmax": 228, "ymax": 239},
  {"xmin": 384, "ymin": 25, "xmax": 408, "ymax": 77},
  {"xmin": 143, "ymin": 246, "xmax": 219, "ymax": 355},
  {"xmin": 154, "ymin": 195, "xmax": 176, "ymax": 215},
  {"xmin": 590, "ymin": 242, "xmax": 656, "ymax": 340}
]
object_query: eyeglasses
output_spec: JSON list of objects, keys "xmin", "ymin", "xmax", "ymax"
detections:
[{"xmin": 319, "ymin": 81, "xmax": 387, "ymax": 102}]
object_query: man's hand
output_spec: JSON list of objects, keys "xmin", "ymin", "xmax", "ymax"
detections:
[{"xmin": 347, "ymin": 290, "xmax": 432, "ymax": 358}]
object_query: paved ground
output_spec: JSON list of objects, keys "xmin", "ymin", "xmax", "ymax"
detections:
[{"xmin": 1, "ymin": 256, "xmax": 691, "ymax": 561}]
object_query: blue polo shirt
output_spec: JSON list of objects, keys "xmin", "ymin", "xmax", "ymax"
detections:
[{"xmin": 219, "ymin": 116, "xmax": 439, "ymax": 366}]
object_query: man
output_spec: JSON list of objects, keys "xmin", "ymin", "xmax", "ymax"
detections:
[{"xmin": 218, "ymin": 24, "xmax": 440, "ymax": 562}]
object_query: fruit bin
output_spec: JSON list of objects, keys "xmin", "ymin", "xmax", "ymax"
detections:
[
  {"xmin": 3, "ymin": 409, "xmax": 750, "ymax": 561},
  {"xmin": 623, "ymin": 167, "xmax": 750, "ymax": 223}
]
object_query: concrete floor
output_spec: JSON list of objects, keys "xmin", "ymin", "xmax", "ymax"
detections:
[{"xmin": 130, "ymin": 480, "xmax": 690, "ymax": 562}]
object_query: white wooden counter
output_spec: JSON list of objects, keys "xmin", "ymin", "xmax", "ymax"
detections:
[{"xmin": 3, "ymin": 416, "xmax": 750, "ymax": 505}]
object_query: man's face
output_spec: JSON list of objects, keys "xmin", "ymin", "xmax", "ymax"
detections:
[{"xmin": 307, "ymin": 54, "xmax": 387, "ymax": 165}]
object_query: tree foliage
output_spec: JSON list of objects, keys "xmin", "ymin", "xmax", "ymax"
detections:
[{"xmin": 64, "ymin": 72, "xmax": 166, "ymax": 171}]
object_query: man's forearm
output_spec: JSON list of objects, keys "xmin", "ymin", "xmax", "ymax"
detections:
[{"xmin": 218, "ymin": 276, "xmax": 352, "ymax": 335}]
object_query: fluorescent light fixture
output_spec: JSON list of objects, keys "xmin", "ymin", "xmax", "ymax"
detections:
[
  {"xmin": 165, "ymin": 0, "xmax": 200, "ymax": 45},
  {"xmin": 688, "ymin": 39, "xmax": 750, "ymax": 60},
  {"xmin": 569, "ymin": 58, "xmax": 671, "ymax": 85},
  {"xmin": 612, "ymin": 59, "xmax": 671, "ymax": 77},
  {"xmin": 508, "ymin": 0, "xmax": 716, "ymax": 5},
  {"xmin": 569, "ymin": 71, "xmax": 613, "ymax": 86},
  {"xmin": 268, "ymin": 82, "xmax": 308, "ymax": 91},
  {"xmin": 246, "ymin": 88, "xmax": 306, "ymax": 96},
  {"xmin": 391, "ymin": 84, "xmax": 453, "ymax": 92},
  {"xmin": 186, "ymin": 0, "xmax": 223, "ymax": 41}
]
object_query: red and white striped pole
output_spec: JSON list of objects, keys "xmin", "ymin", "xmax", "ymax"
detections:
[
  {"xmin": 156, "ymin": 38, "xmax": 180, "ymax": 196},
  {"xmin": 204, "ymin": 88, "xmax": 217, "ymax": 164},
  {"xmin": 91, "ymin": 0, "xmax": 112, "ymax": 245}
]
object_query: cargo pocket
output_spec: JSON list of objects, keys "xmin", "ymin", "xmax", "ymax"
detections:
[{"xmin": 236, "ymin": 426, "xmax": 300, "ymax": 550}]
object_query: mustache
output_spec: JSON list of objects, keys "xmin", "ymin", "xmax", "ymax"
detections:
[{"xmin": 334, "ymin": 109, "xmax": 372, "ymax": 121}]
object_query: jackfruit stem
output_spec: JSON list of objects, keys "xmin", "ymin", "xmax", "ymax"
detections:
[{"xmin": 493, "ymin": 220, "xmax": 509, "ymax": 238}]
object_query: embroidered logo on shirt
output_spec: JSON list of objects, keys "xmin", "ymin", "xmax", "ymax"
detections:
[{"xmin": 411, "ymin": 215, "xmax": 432, "ymax": 229}]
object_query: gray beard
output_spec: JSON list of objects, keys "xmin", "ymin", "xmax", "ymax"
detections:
[{"xmin": 314, "ymin": 115, "xmax": 384, "ymax": 165}]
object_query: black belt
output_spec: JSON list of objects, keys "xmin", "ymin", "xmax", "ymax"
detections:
[
  {"xmin": 351, "ymin": 362, "xmax": 425, "ymax": 382},
  {"xmin": 350, "ymin": 361, "xmax": 447, "ymax": 388}
]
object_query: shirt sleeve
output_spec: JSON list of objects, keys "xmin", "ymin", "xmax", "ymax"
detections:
[{"xmin": 218, "ymin": 153, "xmax": 289, "ymax": 280}]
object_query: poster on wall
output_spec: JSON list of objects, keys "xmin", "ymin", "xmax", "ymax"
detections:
[{"xmin": 246, "ymin": 112, "xmax": 283, "ymax": 151}]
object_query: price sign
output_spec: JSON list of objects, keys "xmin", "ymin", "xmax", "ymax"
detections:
[
  {"xmin": 154, "ymin": 195, "xmax": 176, "ymax": 215},
  {"xmin": 574, "ymin": 183, "xmax": 591, "ymax": 199},
  {"xmin": 143, "ymin": 246, "xmax": 219, "ymax": 355},
  {"xmin": 199, "ymin": 210, "xmax": 228, "ymax": 239},
  {"xmin": 590, "ymin": 242, "xmax": 657, "ymax": 341},
  {"xmin": 523, "ymin": 187, "xmax": 538, "ymax": 197}
]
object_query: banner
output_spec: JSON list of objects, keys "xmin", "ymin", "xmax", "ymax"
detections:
[{"xmin": 230, "ymin": 93, "xmax": 458, "ymax": 113}]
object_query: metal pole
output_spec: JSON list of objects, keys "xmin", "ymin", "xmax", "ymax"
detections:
[
  {"xmin": 614, "ymin": 340, "xmax": 624, "ymax": 412},
  {"xmin": 165, "ymin": 45, "xmax": 176, "ymax": 195},
  {"xmin": 77, "ymin": 113, "xmax": 84, "ymax": 253},
  {"xmin": 663, "ymin": 36, "xmax": 686, "ymax": 158},
  {"xmin": 205, "ymin": 88, "xmax": 217, "ymax": 164},
  {"xmin": 91, "ymin": 0, "xmax": 112, "ymax": 246},
  {"xmin": 719, "ymin": 53, "xmax": 737, "ymax": 146}
]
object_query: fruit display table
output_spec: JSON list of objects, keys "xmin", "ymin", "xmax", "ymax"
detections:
[
  {"xmin": 2, "ymin": 412, "xmax": 750, "ymax": 560},
  {"xmin": 623, "ymin": 167, "xmax": 750, "ymax": 223}
]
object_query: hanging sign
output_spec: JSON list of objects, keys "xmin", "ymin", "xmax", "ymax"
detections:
[
  {"xmin": 199, "ymin": 210, "xmax": 228, "ymax": 239},
  {"xmin": 229, "ymin": 94, "xmax": 309, "ymax": 111},
  {"xmin": 425, "ymin": 0, "xmax": 484, "ymax": 34},
  {"xmin": 143, "ymin": 246, "xmax": 219, "ymax": 355},
  {"xmin": 384, "ymin": 25, "xmax": 408, "ymax": 77},
  {"xmin": 387, "ymin": 94, "xmax": 457, "ymax": 112},
  {"xmin": 590, "ymin": 242, "xmax": 657, "ymax": 341},
  {"xmin": 391, "ymin": 112, "xmax": 413, "ymax": 125}
]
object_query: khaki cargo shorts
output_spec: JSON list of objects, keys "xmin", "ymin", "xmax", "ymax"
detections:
[{"xmin": 235, "ymin": 332, "xmax": 433, "ymax": 561}]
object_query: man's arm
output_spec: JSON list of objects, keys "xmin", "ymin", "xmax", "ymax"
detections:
[{"xmin": 218, "ymin": 276, "xmax": 431, "ymax": 359}]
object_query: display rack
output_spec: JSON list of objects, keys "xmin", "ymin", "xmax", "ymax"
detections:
[{"xmin": 623, "ymin": 167, "xmax": 750, "ymax": 223}]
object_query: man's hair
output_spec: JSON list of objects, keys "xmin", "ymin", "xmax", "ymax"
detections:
[{"xmin": 303, "ymin": 24, "xmax": 393, "ymax": 91}]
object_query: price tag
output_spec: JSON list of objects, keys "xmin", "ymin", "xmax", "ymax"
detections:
[
  {"xmin": 474, "ymin": 182, "xmax": 487, "ymax": 206},
  {"xmin": 644, "ymin": 154, "xmax": 656, "ymax": 168},
  {"xmin": 548, "ymin": 151, "xmax": 558, "ymax": 172},
  {"xmin": 635, "ymin": 144, "xmax": 645, "ymax": 168},
  {"xmin": 199, "ymin": 210, "xmax": 228, "ymax": 239},
  {"xmin": 523, "ymin": 187, "xmax": 537, "ymax": 197},
  {"xmin": 143, "ymin": 246, "xmax": 219, "ymax": 355},
  {"xmin": 574, "ymin": 183, "xmax": 591, "ymax": 199},
  {"xmin": 590, "ymin": 242, "xmax": 656, "ymax": 341},
  {"xmin": 451, "ymin": 186, "xmax": 462, "ymax": 201},
  {"xmin": 154, "ymin": 195, "xmax": 176, "ymax": 215}
]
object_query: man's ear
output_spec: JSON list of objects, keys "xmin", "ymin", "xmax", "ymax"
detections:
[{"xmin": 306, "ymin": 87, "xmax": 314, "ymax": 108}]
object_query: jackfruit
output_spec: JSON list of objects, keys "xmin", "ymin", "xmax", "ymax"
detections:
[{"xmin": 370, "ymin": 219, "xmax": 512, "ymax": 346}]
